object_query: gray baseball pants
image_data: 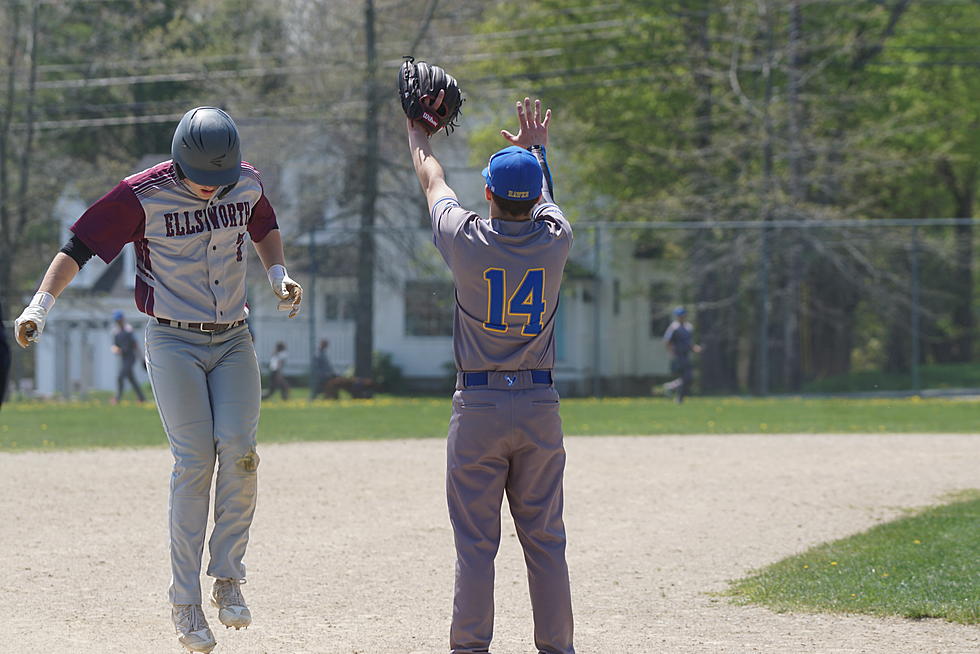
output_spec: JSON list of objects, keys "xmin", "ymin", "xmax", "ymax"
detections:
[
  {"xmin": 144, "ymin": 320, "xmax": 261, "ymax": 605},
  {"xmin": 447, "ymin": 371, "xmax": 574, "ymax": 654}
]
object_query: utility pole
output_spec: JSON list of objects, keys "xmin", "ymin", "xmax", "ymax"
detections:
[{"xmin": 355, "ymin": 0, "xmax": 380, "ymax": 379}]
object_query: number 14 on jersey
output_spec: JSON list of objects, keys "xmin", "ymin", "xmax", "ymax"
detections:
[{"xmin": 483, "ymin": 268, "xmax": 546, "ymax": 336}]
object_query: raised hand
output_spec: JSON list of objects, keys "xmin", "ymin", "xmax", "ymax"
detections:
[{"xmin": 500, "ymin": 97, "xmax": 551, "ymax": 149}]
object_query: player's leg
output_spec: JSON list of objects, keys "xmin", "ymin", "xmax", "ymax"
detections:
[
  {"xmin": 116, "ymin": 363, "xmax": 125, "ymax": 403},
  {"xmin": 145, "ymin": 322, "xmax": 216, "ymax": 606},
  {"xmin": 507, "ymin": 386, "xmax": 574, "ymax": 654},
  {"xmin": 204, "ymin": 325, "xmax": 261, "ymax": 627},
  {"xmin": 679, "ymin": 361, "xmax": 693, "ymax": 403},
  {"xmin": 447, "ymin": 388, "xmax": 510, "ymax": 653},
  {"xmin": 125, "ymin": 361, "xmax": 146, "ymax": 402}
]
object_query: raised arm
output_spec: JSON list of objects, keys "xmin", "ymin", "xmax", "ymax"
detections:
[
  {"xmin": 406, "ymin": 92, "xmax": 458, "ymax": 212},
  {"xmin": 501, "ymin": 97, "xmax": 555, "ymax": 204}
]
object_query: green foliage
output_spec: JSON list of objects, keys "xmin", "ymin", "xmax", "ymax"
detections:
[
  {"xmin": 371, "ymin": 351, "xmax": 406, "ymax": 393},
  {"xmin": 465, "ymin": 0, "xmax": 980, "ymax": 392},
  {"xmin": 728, "ymin": 492, "xmax": 980, "ymax": 624},
  {"xmin": 1, "ymin": 395, "xmax": 977, "ymax": 451}
]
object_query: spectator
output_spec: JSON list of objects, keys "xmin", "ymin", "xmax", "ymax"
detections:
[
  {"xmin": 263, "ymin": 341, "xmax": 289, "ymax": 400},
  {"xmin": 311, "ymin": 338, "xmax": 337, "ymax": 399},
  {"xmin": 0, "ymin": 298, "xmax": 10, "ymax": 410},
  {"xmin": 111, "ymin": 309, "xmax": 146, "ymax": 404}
]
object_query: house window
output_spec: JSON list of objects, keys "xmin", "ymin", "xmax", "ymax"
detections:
[
  {"xmin": 324, "ymin": 292, "xmax": 356, "ymax": 322},
  {"xmin": 405, "ymin": 280, "xmax": 454, "ymax": 336}
]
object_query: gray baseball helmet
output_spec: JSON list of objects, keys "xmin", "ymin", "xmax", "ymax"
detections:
[{"xmin": 171, "ymin": 107, "xmax": 242, "ymax": 186}]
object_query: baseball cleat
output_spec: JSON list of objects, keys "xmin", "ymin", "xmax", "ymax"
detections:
[
  {"xmin": 172, "ymin": 604, "xmax": 217, "ymax": 653},
  {"xmin": 210, "ymin": 578, "xmax": 251, "ymax": 630}
]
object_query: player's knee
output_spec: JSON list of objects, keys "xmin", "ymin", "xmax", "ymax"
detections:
[
  {"xmin": 235, "ymin": 448, "xmax": 260, "ymax": 473},
  {"xmin": 172, "ymin": 460, "xmax": 216, "ymax": 494}
]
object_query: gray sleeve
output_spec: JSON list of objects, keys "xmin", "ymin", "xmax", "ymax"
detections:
[
  {"xmin": 532, "ymin": 203, "xmax": 573, "ymax": 247},
  {"xmin": 430, "ymin": 197, "xmax": 480, "ymax": 263}
]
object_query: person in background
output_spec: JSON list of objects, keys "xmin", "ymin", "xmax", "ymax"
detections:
[
  {"xmin": 662, "ymin": 306, "xmax": 702, "ymax": 403},
  {"xmin": 0, "ymin": 298, "xmax": 10, "ymax": 410},
  {"xmin": 263, "ymin": 341, "xmax": 289, "ymax": 400},
  {"xmin": 311, "ymin": 338, "xmax": 337, "ymax": 399},
  {"xmin": 111, "ymin": 309, "xmax": 146, "ymax": 404}
]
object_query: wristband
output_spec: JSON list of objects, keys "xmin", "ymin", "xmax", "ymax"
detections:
[
  {"xmin": 267, "ymin": 264, "xmax": 286, "ymax": 285},
  {"xmin": 30, "ymin": 291, "xmax": 56, "ymax": 311}
]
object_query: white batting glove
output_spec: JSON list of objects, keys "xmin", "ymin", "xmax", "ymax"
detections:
[
  {"xmin": 14, "ymin": 291, "xmax": 56, "ymax": 348},
  {"xmin": 267, "ymin": 264, "xmax": 303, "ymax": 319}
]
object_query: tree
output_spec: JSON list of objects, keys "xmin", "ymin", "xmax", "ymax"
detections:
[{"xmin": 468, "ymin": 0, "xmax": 972, "ymax": 392}]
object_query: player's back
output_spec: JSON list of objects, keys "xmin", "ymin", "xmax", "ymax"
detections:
[{"xmin": 431, "ymin": 197, "xmax": 572, "ymax": 372}]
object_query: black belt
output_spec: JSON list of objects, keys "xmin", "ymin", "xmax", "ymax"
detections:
[
  {"xmin": 156, "ymin": 318, "xmax": 246, "ymax": 333},
  {"xmin": 462, "ymin": 370, "xmax": 552, "ymax": 388}
]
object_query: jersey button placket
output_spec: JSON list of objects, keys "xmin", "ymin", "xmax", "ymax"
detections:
[{"xmin": 206, "ymin": 232, "xmax": 221, "ymax": 321}]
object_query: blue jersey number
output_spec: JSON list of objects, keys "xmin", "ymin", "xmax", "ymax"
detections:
[{"xmin": 483, "ymin": 268, "xmax": 546, "ymax": 336}]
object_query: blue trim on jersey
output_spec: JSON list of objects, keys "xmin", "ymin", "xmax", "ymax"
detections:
[{"xmin": 430, "ymin": 196, "xmax": 459, "ymax": 219}]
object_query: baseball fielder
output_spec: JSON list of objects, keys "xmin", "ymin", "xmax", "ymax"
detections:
[
  {"xmin": 662, "ymin": 306, "xmax": 702, "ymax": 403},
  {"xmin": 407, "ymin": 97, "xmax": 575, "ymax": 654},
  {"xmin": 13, "ymin": 107, "xmax": 302, "ymax": 653}
]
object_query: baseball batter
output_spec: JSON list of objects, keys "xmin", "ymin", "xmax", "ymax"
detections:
[
  {"xmin": 13, "ymin": 107, "xmax": 302, "ymax": 653},
  {"xmin": 407, "ymin": 97, "xmax": 575, "ymax": 654}
]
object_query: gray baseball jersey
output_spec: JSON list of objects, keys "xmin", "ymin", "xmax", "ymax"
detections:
[
  {"xmin": 71, "ymin": 160, "xmax": 278, "ymax": 323},
  {"xmin": 431, "ymin": 196, "xmax": 575, "ymax": 654},
  {"xmin": 431, "ymin": 197, "xmax": 572, "ymax": 372},
  {"xmin": 71, "ymin": 160, "xmax": 275, "ymax": 605}
]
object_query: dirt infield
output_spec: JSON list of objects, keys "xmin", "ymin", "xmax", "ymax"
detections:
[{"xmin": 1, "ymin": 433, "xmax": 978, "ymax": 653}]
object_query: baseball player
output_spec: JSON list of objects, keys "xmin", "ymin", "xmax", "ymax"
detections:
[
  {"xmin": 662, "ymin": 306, "xmax": 702, "ymax": 403},
  {"xmin": 13, "ymin": 107, "xmax": 302, "ymax": 653},
  {"xmin": 110, "ymin": 309, "xmax": 146, "ymax": 404},
  {"xmin": 407, "ymin": 97, "xmax": 575, "ymax": 654}
]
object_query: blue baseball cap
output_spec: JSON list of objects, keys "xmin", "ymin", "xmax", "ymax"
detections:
[
  {"xmin": 673, "ymin": 306, "xmax": 687, "ymax": 317},
  {"xmin": 112, "ymin": 310, "xmax": 124, "ymax": 320},
  {"xmin": 482, "ymin": 146, "xmax": 542, "ymax": 201}
]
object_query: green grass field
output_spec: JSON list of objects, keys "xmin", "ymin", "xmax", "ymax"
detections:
[
  {"xmin": 728, "ymin": 491, "xmax": 980, "ymax": 624},
  {"xmin": 0, "ymin": 394, "xmax": 976, "ymax": 451}
]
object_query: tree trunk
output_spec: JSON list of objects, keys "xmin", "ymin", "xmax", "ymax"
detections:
[
  {"xmin": 684, "ymin": 0, "xmax": 737, "ymax": 393},
  {"xmin": 781, "ymin": 0, "xmax": 805, "ymax": 391},
  {"xmin": 936, "ymin": 158, "xmax": 975, "ymax": 362}
]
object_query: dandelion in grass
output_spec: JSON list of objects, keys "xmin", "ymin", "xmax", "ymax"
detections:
[
  {"xmin": 913, "ymin": 539, "xmax": 921, "ymax": 544},
  {"xmin": 830, "ymin": 561, "xmax": 838, "ymax": 566}
]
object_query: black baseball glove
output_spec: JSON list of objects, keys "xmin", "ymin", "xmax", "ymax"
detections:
[{"xmin": 398, "ymin": 57, "xmax": 463, "ymax": 134}]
